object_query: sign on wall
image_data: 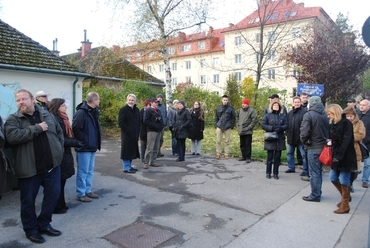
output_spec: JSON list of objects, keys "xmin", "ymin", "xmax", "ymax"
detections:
[{"xmin": 297, "ymin": 83, "xmax": 324, "ymax": 97}]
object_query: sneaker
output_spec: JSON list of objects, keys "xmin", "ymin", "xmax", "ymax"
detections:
[
  {"xmin": 224, "ymin": 154, "xmax": 229, "ymax": 159},
  {"xmin": 150, "ymin": 163, "xmax": 159, "ymax": 167},
  {"xmin": 215, "ymin": 154, "xmax": 220, "ymax": 159},
  {"xmin": 77, "ymin": 196, "xmax": 92, "ymax": 202},
  {"xmin": 245, "ymin": 159, "xmax": 251, "ymax": 163},
  {"xmin": 86, "ymin": 192, "xmax": 99, "ymax": 199},
  {"xmin": 301, "ymin": 176, "xmax": 310, "ymax": 181},
  {"xmin": 362, "ymin": 182, "xmax": 369, "ymax": 188},
  {"xmin": 299, "ymin": 172, "xmax": 308, "ymax": 176},
  {"xmin": 157, "ymin": 153, "xmax": 164, "ymax": 157},
  {"xmin": 285, "ymin": 169, "xmax": 295, "ymax": 173},
  {"xmin": 143, "ymin": 164, "xmax": 148, "ymax": 169}
]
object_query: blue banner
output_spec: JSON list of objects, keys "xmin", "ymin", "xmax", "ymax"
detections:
[{"xmin": 297, "ymin": 83, "xmax": 324, "ymax": 97}]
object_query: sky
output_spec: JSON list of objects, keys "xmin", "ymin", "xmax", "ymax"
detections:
[{"xmin": 0, "ymin": 0, "xmax": 369, "ymax": 56}]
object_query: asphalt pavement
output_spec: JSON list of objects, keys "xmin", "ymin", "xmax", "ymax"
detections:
[{"xmin": 0, "ymin": 138, "xmax": 369, "ymax": 248}]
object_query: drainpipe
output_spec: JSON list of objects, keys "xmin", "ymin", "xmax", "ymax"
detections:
[{"xmin": 73, "ymin": 76, "xmax": 79, "ymax": 115}]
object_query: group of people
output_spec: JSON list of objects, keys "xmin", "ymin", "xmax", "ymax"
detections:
[
  {"xmin": 0, "ymin": 89, "xmax": 101, "ymax": 244},
  {"xmin": 260, "ymin": 93, "xmax": 370, "ymax": 215},
  {"xmin": 118, "ymin": 94, "xmax": 206, "ymax": 174}
]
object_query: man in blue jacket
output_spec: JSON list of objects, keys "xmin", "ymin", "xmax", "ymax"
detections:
[{"xmin": 72, "ymin": 92, "xmax": 102, "ymax": 202}]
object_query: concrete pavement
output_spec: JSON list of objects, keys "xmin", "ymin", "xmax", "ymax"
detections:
[{"xmin": 0, "ymin": 138, "xmax": 369, "ymax": 248}]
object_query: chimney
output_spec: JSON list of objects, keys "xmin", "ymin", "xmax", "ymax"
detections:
[
  {"xmin": 228, "ymin": 23, "xmax": 234, "ymax": 27},
  {"xmin": 52, "ymin": 38, "xmax": 60, "ymax": 56},
  {"xmin": 207, "ymin": 26, "xmax": 214, "ymax": 36},
  {"xmin": 177, "ymin": 31, "xmax": 186, "ymax": 41},
  {"xmin": 80, "ymin": 29, "xmax": 92, "ymax": 58}
]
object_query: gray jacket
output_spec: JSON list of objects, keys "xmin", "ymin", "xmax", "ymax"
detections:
[
  {"xmin": 5, "ymin": 105, "xmax": 64, "ymax": 178},
  {"xmin": 236, "ymin": 106, "xmax": 258, "ymax": 135}
]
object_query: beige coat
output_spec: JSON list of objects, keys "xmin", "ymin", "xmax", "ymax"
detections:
[{"xmin": 352, "ymin": 117, "xmax": 366, "ymax": 170}]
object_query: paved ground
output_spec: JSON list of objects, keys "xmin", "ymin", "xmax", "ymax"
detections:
[{"xmin": 0, "ymin": 138, "xmax": 369, "ymax": 248}]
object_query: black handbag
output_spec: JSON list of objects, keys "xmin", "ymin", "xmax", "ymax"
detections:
[
  {"xmin": 359, "ymin": 142, "xmax": 369, "ymax": 160},
  {"xmin": 264, "ymin": 132, "xmax": 278, "ymax": 141}
]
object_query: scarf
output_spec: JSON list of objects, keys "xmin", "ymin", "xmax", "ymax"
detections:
[{"xmin": 59, "ymin": 112, "xmax": 73, "ymax": 138}]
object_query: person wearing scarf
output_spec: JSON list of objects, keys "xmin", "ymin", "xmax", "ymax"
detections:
[{"xmin": 48, "ymin": 98, "xmax": 81, "ymax": 214}]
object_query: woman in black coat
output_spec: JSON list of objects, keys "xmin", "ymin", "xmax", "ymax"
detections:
[
  {"xmin": 326, "ymin": 104, "xmax": 357, "ymax": 214},
  {"xmin": 261, "ymin": 101, "xmax": 288, "ymax": 179},
  {"xmin": 118, "ymin": 94, "xmax": 141, "ymax": 173},
  {"xmin": 48, "ymin": 98, "xmax": 81, "ymax": 214},
  {"xmin": 188, "ymin": 101, "xmax": 205, "ymax": 155},
  {"xmin": 173, "ymin": 100, "xmax": 192, "ymax": 162}
]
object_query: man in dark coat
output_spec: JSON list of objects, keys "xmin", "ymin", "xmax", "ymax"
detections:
[
  {"xmin": 300, "ymin": 96, "xmax": 329, "ymax": 202},
  {"xmin": 286, "ymin": 96, "xmax": 307, "ymax": 174},
  {"xmin": 118, "ymin": 94, "xmax": 141, "ymax": 174}
]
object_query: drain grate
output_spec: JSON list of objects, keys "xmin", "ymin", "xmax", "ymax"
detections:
[{"xmin": 103, "ymin": 222, "xmax": 177, "ymax": 248}]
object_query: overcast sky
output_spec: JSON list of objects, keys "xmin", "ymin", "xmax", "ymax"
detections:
[{"xmin": 1, "ymin": 0, "xmax": 368, "ymax": 56}]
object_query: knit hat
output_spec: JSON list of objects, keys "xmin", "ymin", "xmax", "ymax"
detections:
[
  {"xmin": 242, "ymin": 98, "xmax": 250, "ymax": 105},
  {"xmin": 173, "ymin": 99, "xmax": 179, "ymax": 104},
  {"xmin": 308, "ymin": 96, "xmax": 322, "ymax": 107},
  {"xmin": 156, "ymin": 93, "xmax": 163, "ymax": 98},
  {"xmin": 346, "ymin": 98, "xmax": 356, "ymax": 103},
  {"xmin": 178, "ymin": 100, "xmax": 185, "ymax": 107}
]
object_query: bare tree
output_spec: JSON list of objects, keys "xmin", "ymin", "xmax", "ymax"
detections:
[{"xmin": 109, "ymin": 0, "xmax": 212, "ymax": 108}]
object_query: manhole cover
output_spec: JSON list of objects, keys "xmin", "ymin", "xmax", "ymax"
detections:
[{"xmin": 103, "ymin": 222, "xmax": 177, "ymax": 248}]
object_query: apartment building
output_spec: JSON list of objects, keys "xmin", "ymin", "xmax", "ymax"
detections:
[{"xmin": 127, "ymin": 0, "xmax": 334, "ymax": 97}]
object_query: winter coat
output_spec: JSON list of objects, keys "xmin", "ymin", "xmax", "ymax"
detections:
[
  {"xmin": 351, "ymin": 117, "xmax": 366, "ymax": 169},
  {"xmin": 261, "ymin": 101, "xmax": 288, "ymax": 151},
  {"xmin": 144, "ymin": 107, "xmax": 164, "ymax": 132},
  {"xmin": 214, "ymin": 104, "xmax": 236, "ymax": 130},
  {"xmin": 157, "ymin": 102, "xmax": 167, "ymax": 126},
  {"xmin": 236, "ymin": 106, "xmax": 258, "ymax": 136},
  {"xmin": 359, "ymin": 109, "xmax": 370, "ymax": 150},
  {"xmin": 118, "ymin": 104, "xmax": 140, "ymax": 160},
  {"xmin": 188, "ymin": 108, "xmax": 205, "ymax": 140},
  {"xmin": 173, "ymin": 108, "xmax": 192, "ymax": 139},
  {"xmin": 286, "ymin": 106, "xmax": 306, "ymax": 145},
  {"xmin": 167, "ymin": 107, "xmax": 176, "ymax": 128},
  {"xmin": 5, "ymin": 104, "xmax": 64, "ymax": 178},
  {"xmin": 139, "ymin": 108, "xmax": 148, "ymax": 141},
  {"xmin": 330, "ymin": 114, "xmax": 357, "ymax": 172},
  {"xmin": 54, "ymin": 115, "xmax": 80, "ymax": 180},
  {"xmin": 0, "ymin": 116, "xmax": 12, "ymax": 195},
  {"xmin": 72, "ymin": 101, "xmax": 101, "ymax": 152},
  {"xmin": 300, "ymin": 103, "xmax": 329, "ymax": 150}
]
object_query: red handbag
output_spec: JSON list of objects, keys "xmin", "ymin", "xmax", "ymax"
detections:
[{"xmin": 319, "ymin": 145, "xmax": 332, "ymax": 166}]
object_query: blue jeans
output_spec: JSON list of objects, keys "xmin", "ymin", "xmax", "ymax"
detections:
[
  {"xmin": 122, "ymin": 160, "xmax": 132, "ymax": 171},
  {"xmin": 307, "ymin": 149, "xmax": 323, "ymax": 199},
  {"xmin": 287, "ymin": 144, "xmax": 307, "ymax": 172},
  {"xmin": 76, "ymin": 152, "xmax": 96, "ymax": 198},
  {"xmin": 172, "ymin": 132, "xmax": 179, "ymax": 155},
  {"xmin": 362, "ymin": 156, "xmax": 370, "ymax": 183},
  {"xmin": 18, "ymin": 166, "xmax": 60, "ymax": 235},
  {"xmin": 329, "ymin": 169, "xmax": 351, "ymax": 186}
]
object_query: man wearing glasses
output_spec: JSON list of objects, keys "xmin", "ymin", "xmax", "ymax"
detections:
[{"xmin": 35, "ymin": 90, "xmax": 49, "ymax": 110}]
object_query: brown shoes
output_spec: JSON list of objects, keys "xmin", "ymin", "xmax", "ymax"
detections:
[
  {"xmin": 150, "ymin": 163, "xmax": 159, "ymax": 167},
  {"xmin": 86, "ymin": 192, "xmax": 99, "ymax": 199},
  {"xmin": 215, "ymin": 154, "xmax": 220, "ymax": 159},
  {"xmin": 224, "ymin": 154, "xmax": 229, "ymax": 159},
  {"xmin": 77, "ymin": 196, "xmax": 92, "ymax": 202}
]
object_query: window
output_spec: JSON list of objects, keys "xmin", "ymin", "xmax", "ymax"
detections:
[
  {"xmin": 268, "ymin": 69, "xmax": 275, "ymax": 79},
  {"xmin": 147, "ymin": 66, "xmax": 152, "ymax": 73},
  {"xmin": 213, "ymin": 57, "xmax": 219, "ymax": 67},
  {"xmin": 213, "ymin": 74, "xmax": 219, "ymax": 83},
  {"xmin": 168, "ymin": 47, "xmax": 175, "ymax": 54},
  {"xmin": 293, "ymin": 68, "xmax": 300, "ymax": 77},
  {"xmin": 235, "ymin": 54, "xmax": 242, "ymax": 64},
  {"xmin": 292, "ymin": 27, "xmax": 301, "ymax": 38},
  {"xmin": 234, "ymin": 36, "xmax": 242, "ymax": 46},
  {"xmin": 268, "ymin": 50, "xmax": 276, "ymax": 61},
  {"xmin": 185, "ymin": 61, "xmax": 191, "ymax": 69},
  {"xmin": 148, "ymin": 51, "xmax": 154, "ymax": 58},
  {"xmin": 181, "ymin": 44, "xmax": 191, "ymax": 52},
  {"xmin": 256, "ymin": 33, "xmax": 261, "ymax": 43},
  {"xmin": 198, "ymin": 41, "xmax": 205, "ymax": 50},
  {"xmin": 185, "ymin": 76, "xmax": 191, "ymax": 82},
  {"xmin": 235, "ymin": 72, "xmax": 242, "ymax": 82},
  {"xmin": 172, "ymin": 63, "xmax": 177, "ymax": 71},
  {"xmin": 159, "ymin": 64, "xmax": 164, "ymax": 72},
  {"xmin": 272, "ymin": 13, "xmax": 278, "ymax": 20},
  {"xmin": 200, "ymin": 75, "xmax": 206, "ymax": 84},
  {"xmin": 268, "ymin": 31, "xmax": 276, "ymax": 41},
  {"xmin": 255, "ymin": 17, "xmax": 260, "ymax": 23},
  {"xmin": 172, "ymin": 77, "xmax": 177, "ymax": 86},
  {"xmin": 248, "ymin": 18, "xmax": 255, "ymax": 24},
  {"xmin": 200, "ymin": 59, "xmax": 206, "ymax": 68},
  {"xmin": 256, "ymin": 52, "xmax": 261, "ymax": 63}
]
